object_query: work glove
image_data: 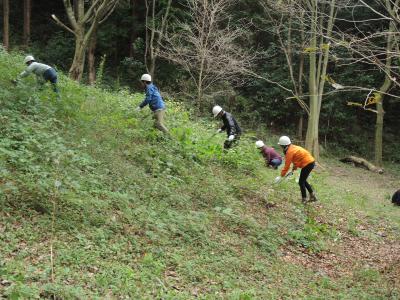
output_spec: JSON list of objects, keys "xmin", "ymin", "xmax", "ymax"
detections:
[
  {"xmin": 216, "ymin": 128, "xmax": 222, "ymax": 133},
  {"xmin": 274, "ymin": 176, "xmax": 282, "ymax": 184},
  {"xmin": 228, "ymin": 135, "xmax": 234, "ymax": 141},
  {"xmin": 135, "ymin": 106, "xmax": 141, "ymax": 112}
]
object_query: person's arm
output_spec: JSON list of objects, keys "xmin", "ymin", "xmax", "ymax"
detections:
[
  {"xmin": 226, "ymin": 114, "xmax": 237, "ymax": 136},
  {"xmin": 266, "ymin": 149, "xmax": 271, "ymax": 164},
  {"xmin": 139, "ymin": 86, "xmax": 152, "ymax": 108},
  {"xmin": 19, "ymin": 63, "xmax": 36, "ymax": 78},
  {"xmin": 281, "ymin": 151, "xmax": 293, "ymax": 177}
]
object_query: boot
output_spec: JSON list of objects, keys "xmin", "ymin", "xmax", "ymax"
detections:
[
  {"xmin": 301, "ymin": 197, "xmax": 308, "ymax": 204},
  {"xmin": 309, "ymin": 193, "xmax": 318, "ymax": 202}
]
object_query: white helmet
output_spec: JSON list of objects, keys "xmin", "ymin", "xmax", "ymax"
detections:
[
  {"xmin": 278, "ymin": 136, "xmax": 291, "ymax": 146},
  {"xmin": 24, "ymin": 55, "xmax": 35, "ymax": 64},
  {"xmin": 255, "ymin": 140, "xmax": 265, "ymax": 148},
  {"xmin": 140, "ymin": 74, "xmax": 152, "ymax": 82},
  {"xmin": 212, "ymin": 105, "xmax": 223, "ymax": 118}
]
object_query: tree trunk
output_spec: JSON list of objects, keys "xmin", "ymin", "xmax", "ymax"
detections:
[
  {"xmin": 297, "ymin": 114, "xmax": 303, "ymax": 140},
  {"xmin": 23, "ymin": 0, "xmax": 31, "ymax": 47},
  {"xmin": 305, "ymin": 0, "xmax": 335, "ymax": 161},
  {"xmin": 147, "ymin": 0, "xmax": 156, "ymax": 78},
  {"xmin": 373, "ymin": 2, "xmax": 396, "ymax": 167},
  {"xmin": 375, "ymin": 100, "xmax": 384, "ymax": 167},
  {"xmin": 88, "ymin": 28, "xmax": 97, "ymax": 85},
  {"xmin": 3, "ymin": 0, "xmax": 9, "ymax": 51},
  {"xmin": 69, "ymin": 33, "xmax": 86, "ymax": 81},
  {"xmin": 340, "ymin": 156, "xmax": 384, "ymax": 174}
]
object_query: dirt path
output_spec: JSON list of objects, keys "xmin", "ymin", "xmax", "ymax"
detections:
[{"xmin": 281, "ymin": 159, "xmax": 400, "ymax": 291}]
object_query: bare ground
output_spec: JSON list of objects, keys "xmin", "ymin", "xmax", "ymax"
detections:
[{"xmin": 281, "ymin": 160, "xmax": 400, "ymax": 290}]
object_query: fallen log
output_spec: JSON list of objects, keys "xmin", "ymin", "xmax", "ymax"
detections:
[{"xmin": 339, "ymin": 156, "xmax": 384, "ymax": 174}]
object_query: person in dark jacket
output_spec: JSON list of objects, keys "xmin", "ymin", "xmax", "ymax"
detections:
[
  {"xmin": 136, "ymin": 74, "xmax": 168, "ymax": 133},
  {"xmin": 212, "ymin": 105, "xmax": 241, "ymax": 149},
  {"xmin": 392, "ymin": 189, "xmax": 400, "ymax": 206},
  {"xmin": 255, "ymin": 140, "xmax": 282, "ymax": 169}
]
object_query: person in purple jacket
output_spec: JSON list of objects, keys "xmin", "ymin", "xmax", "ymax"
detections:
[{"xmin": 255, "ymin": 140, "xmax": 282, "ymax": 169}]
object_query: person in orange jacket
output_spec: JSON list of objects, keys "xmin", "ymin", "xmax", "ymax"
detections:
[{"xmin": 275, "ymin": 136, "xmax": 317, "ymax": 203}]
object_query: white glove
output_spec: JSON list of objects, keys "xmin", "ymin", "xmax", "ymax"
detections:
[
  {"xmin": 274, "ymin": 176, "xmax": 282, "ymax": 184},
  {"xmin": 228, "ymin": 135, "xmax": 234, "ymax": 141},
  {"xmin": 217, "ymin": 129, "xmax": 222, "ymax": 133},
  {"xmin": 135, "ymin": 106, "xmax": 141, "ymax": 112}
]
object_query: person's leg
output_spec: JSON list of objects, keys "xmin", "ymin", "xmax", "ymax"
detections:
[
  {"xmin": 224, "ymin": 139, "xmax": 232, "ymax": 149},
  {"xmin": 299, "ymin": 162, "xmax": 315, "ymax": 202},
  {"xmin": 44, "ymin": 68, "xmax": 60, "ymax": 95},
  {"xmin": 153, "ymin": 110, "xmax": 168, "ymax": 133}
]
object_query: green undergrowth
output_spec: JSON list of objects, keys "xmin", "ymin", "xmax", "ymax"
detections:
[{"xmin": 1, "ymin": 50, "xmax": 399, "ymax": 299}]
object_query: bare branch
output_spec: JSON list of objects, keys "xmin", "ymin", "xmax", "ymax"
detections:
[{"xmin": 51, "ymin": 14, "xmax": 76, "ymax": 36}]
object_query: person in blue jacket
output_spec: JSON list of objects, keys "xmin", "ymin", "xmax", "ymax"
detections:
[{"xmin": 136, "ymin": 74, "xmax": 168, "ymax": 133}]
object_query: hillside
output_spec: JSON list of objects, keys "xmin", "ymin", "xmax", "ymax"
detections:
[{"xmin": 0, "ymin": 51, "xmax": 399, "ymax": 299}]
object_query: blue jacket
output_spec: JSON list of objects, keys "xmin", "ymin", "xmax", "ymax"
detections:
[{"xmin": 139, "ymin": 83, "xmax": 166, "ymax": 111}]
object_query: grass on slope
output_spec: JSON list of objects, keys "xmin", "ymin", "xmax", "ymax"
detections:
[{"xmin": 0, "ymin": 50, "xmax": 399, "ymax": 299}]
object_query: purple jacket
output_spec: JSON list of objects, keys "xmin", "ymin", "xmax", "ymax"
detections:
[{"xmin": 261, "ymin": 146, "xmax": 282, "ymax": 165}]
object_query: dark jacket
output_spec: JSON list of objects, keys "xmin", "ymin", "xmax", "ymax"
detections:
[{"xmin": 220, "ymin": 112, "xmax": 241, "ymax": 136}]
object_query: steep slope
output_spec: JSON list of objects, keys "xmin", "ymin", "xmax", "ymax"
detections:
[{"xmin": 0, "ymin": 51, "xmax": 399, "ymax": 299}]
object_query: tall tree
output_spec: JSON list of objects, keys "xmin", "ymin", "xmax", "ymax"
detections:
[
  {"xmin": 52, "ymin": 0, "xmax": 120, "ymax": 81},
  {"xmin": 23, "ymin": 0, "xmax": 32, "ymax": 47},
  {"xmin": 305, "ymin": 0, "xmax": 337, "ymax": 159},
  {"xmin": 3, "ymin": 0, "xmax": 9, "ymax": 51}
]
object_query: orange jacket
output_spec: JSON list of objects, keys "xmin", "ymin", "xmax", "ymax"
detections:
[{"xmin": 281, "ymin": 144, "xmax": 315, "ymax": 177}]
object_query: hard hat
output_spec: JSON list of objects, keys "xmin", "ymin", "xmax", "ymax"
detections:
[
  {"xmin": 255, "ymin": 140, "xmax": 264, "ymax": 148},
  {"xmin": 140, "ymin": 74, "xmax": 152, "ymax": 82},
  {"xmin": 212, "ymin": 105, "xmax": 223, "ymax": 118},
  {"xmin": 24, "ymin": 55, "xmax": 35, "ymax": 64},
  {"xmin": 278, "ymin": 136, "xmax": 291, "ymax": 146}
]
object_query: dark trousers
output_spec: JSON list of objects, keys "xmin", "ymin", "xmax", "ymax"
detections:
[
  {"xmin": 43, "ymin": 68, "xmax": 59, "ymax": 94},
  {"xmin": 299, "ymin": 162, "xmax": 315, "ymax": 198}
]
